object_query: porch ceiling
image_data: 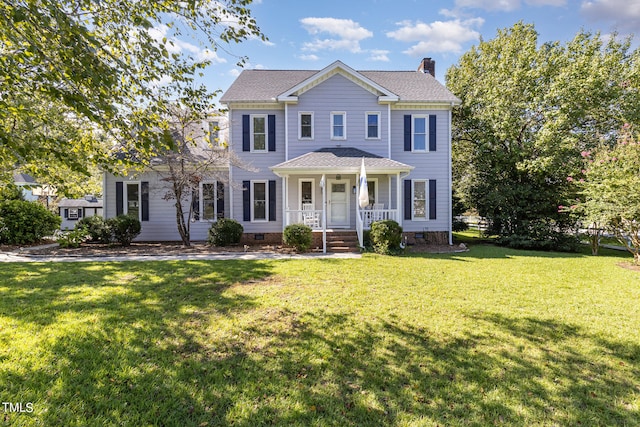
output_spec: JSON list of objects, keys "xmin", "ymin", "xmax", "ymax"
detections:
[{"xmin": 270, "ymin": 147, "xmax": 414, "ymax": 176}]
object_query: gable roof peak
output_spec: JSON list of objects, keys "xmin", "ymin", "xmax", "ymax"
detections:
[{"xmin": 277, "ymin": 60, "xmax": 399, "ymax": 103}]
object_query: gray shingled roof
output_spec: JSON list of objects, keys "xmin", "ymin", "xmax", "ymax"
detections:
[
  {"xmin": 58, "ymin": 197, "xmax": 103, "ymax": 208},
  {"xmin": 220, "ymin": 67, "xmax": 460, "ymax": 104},
  {"xmin": 270, "ymin": 148, "xmax": 413, "ymax": 174}
]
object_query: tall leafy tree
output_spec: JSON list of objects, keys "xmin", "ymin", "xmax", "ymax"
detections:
[
  {"xmin": 0, "ymin": 0, "xmax": 265, "ymax": 190},
  {"xmin": 446, "ymin": 22, "xmax": 639, "ymax": 242},
  {"xmin": 570, "ymin": 126, "xmax": 640, "ymax": 263}
]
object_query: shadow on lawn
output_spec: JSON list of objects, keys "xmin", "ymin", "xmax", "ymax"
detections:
[
  {"xmin": 1, "ymin": 261, "xmax": 638, "ymax": 426},
  {"xmin": 0, "ymin": 260, "xmax": 273, "ymax": 425}
]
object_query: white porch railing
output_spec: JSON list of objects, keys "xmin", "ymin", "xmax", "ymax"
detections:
[
  {"xmin": 286, "ymin": 209, "xmax": 323, "ymax": 230},
  {"xmin": 361, "ymin": 209, "xmax": 398, "ymax": 229}
]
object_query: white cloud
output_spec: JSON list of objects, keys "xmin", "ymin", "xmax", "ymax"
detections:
[
  {"xmin": 300, "ymin": 17, "xmax": 373, "ymax": 53},
  {"xmin": 299, "ymin": 54, "xmax": 320, "ymax": 61},
  {"xmin": 386, "ymin": 18, "xmax": 484, "ymax": 55},
  {"xmin": 368, "ymin": 49, "xmax": 390, "ymax": 62},
  {"xmin": 442, "ymin": 0, "xmax": 566, "ymax": 15},
  {"xmin": 581, "ymin": 0, "xmax": 640, "ymax": 31},
  {"xmin": 228, "ymin": 69, "xmax": 241, "ymax": 77}
]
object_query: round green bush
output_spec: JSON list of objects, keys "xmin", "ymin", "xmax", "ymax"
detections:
[
  {"xmin": 0, "ymin": 200, "xmax": 60, "ymax": 245},
  {"xmin": 208, "ymin": 218, "xmax": 243, "ymax": 246},
  {"xmin": 76, "ymin": 215, "xmax": 111, "ymax": 243},
  {"xmin": 106, "ymin": 215, "xmax": 141, "ymax": 246},
  {"xmin": 283, "ymin": 223, "xmax": 313, "ymax": 252},
  {"xmin": 370, "ymin": 220, "xmax": 403, "ymax": 255}
]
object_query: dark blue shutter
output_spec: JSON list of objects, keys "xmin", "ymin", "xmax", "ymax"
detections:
[
  {"xmin": 63, "ymin": 208, "xmax": 68, "ymax": 219},
  {"xmin": 429, "ymin": 115, "xmax": 437, "ymax": 152},
  {"xmin": 242, "ymin": 181, "xmax": 250, "ymax": 221},
  {"xmin": 429, "ymin": 180, "xmax": 437, "ymax": 220},
  {"xmin": 217, "ymin": 182, "xmax": 225, "ymax": 219},
  {"xmin": 268, "ymin": 115, "xmax": 276, "ymax": 152},
  {"xmin": 242, "ymin": 115, "xmax": 250, "ymax": 152},
  {"xmin": 116, "ymin": 182, "xmax": 123, "ymax": 216},
  {"xmin": 78, "ymin": 209, "xmax": 83, "ymax": 218},
  {"xmin": 191, "ymin": 189, "xmax": 199, "ymax": 221},
  {"xmin": 141, "ymin": 181, "xmax": 149, "ymax": 221},
  {"xmin": 268, "ymin": 180, "xmax": 276, "ymax": 221},
  {"xmin": 404, "ymin": 115, "xmax": 411, "ymax": 151},
  {"xmin": 404, "ymin": 180, "xmax": 412, "ymax": 220}
]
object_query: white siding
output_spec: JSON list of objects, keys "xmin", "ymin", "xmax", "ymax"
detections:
[
  {"xmin": 104, "ymin": 170, "xmax": 229, "ymax": 241},
  {"xmin": 288, "ymin": 74, "xmax": 389, "ymax": 160},
  {"xmin": 391, "ymin": 110, "xmax": 450, "ymax": 232}
]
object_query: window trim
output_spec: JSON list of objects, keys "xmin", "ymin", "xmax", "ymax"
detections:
[
  {"xmin": 365, "ymin": 112, "xmax": 381, "ymax": 140},
  {"xmin": 251, "ymin": 180, "xmax": 269, "ymax": 222},
  {"xmin": 68, "ymin": 208, "xmax": 79, "ymax": 220},
  {"xmin": 298, "ymin": 179, "xmax": 315, "ymax": 209},
  {"xmin": 209, "ymin": 121, "xmax": 220, "ymax": 147},
  {"xmin": 412, "ymin": 179, "xmax": 428, "ymax": 221},
  {"xmin": 412, "ymin": 115, "xmax": 429, "ymax": 152},
  {"xmin": 298, "ymin": 112, "xmax": 314, "ymax": 140},
  {"xmin": 124, "ymin": 181, "xmax": 142, "ymax": 221},
  {"xmin": 250, "ymin": 114, "xmax": 268, "ymax": 153},
  {"xmin": 330, "ymin": 111, "xmax": 347, "ymax": 140},
  {"xmin": 198, "ymin": 181, "xmax": 217, "ymax": 222}
]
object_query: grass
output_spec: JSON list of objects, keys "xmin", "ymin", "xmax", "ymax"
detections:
[{"xmin": 1, "ymin": 244, "xmax": 639, "ymax": 426}]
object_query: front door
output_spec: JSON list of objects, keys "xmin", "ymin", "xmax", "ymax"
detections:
[{"xmin": 328, "ymin": 180, "xmax": 350, "ymax": 228}]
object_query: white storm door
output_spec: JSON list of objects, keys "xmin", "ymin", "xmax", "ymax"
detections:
[{"xmin": 328, "ymin": 180, "xmax": 349, "ymax": 227}]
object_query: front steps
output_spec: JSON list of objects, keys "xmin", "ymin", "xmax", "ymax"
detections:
[{"xmin": 325, "ymin": 231, "xmax": 360, "ymax": 253}]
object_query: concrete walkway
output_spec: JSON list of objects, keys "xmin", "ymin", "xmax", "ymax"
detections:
[{"xmin": 0, "ymin": 248, "xmax": 361, "ymax": 263}]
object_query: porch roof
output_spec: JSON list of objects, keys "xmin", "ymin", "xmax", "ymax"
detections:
[{"xmin": 270, "ymin": 147, "xmax": 414, "ymax": 175}]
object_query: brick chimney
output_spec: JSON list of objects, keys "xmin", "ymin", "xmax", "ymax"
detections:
[{"xmin": 418, "ymin": 57, "xmax": 435, "ymax": 77}]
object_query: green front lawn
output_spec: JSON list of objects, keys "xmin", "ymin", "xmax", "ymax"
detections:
[{"xmin": 1, "ymin": 246, "xmax": 639, "ymax": 426}]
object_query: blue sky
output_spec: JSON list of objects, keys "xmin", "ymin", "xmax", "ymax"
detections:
[{"xmin": 188, "ymin": 0, "xmax": 639, "ymax": 97}]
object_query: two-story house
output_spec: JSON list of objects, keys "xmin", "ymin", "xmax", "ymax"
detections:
[
  {"xmin": 220, "ymin": 59, "xmax": 460, "ymax": 250},
  {"xmin": 102, "ymin": 60, "xmax": 460, "ymax": 250}
]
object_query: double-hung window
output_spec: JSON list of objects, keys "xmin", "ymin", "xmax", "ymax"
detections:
[
  {"xmin": 413, "ymin": 116, "xmax": 428, "ymax": 152},
  {"xmin": 125, "ymin": 182, "xmax": 141, "ymax": 220},
  {"xmin": 366, "ymin": 112, "xmax": 380, "ymax": 139},
  {"xmin": 68, "ymin": 208, "xmax": 79, "ymax": 220},
  {"xmin": 252, "ymin": 181, "xmax": 268, "ymax": 221},
  {"xmin": 412, "ymin": 180, "xmax": 427, "ymax": 220},
  {"xmin": 192, "ymin": 182, "xmax": 219, "ymax": 221},
  {"xmin": 251, "ymin": 115, "xmax": 267, "ymax": 152},
  {"xmin": 209, "ymin": 121, "xmax": 219, "ymax": 146},
  {"xmin": 331, "ymin": 112, "xmax": 346, "ymax": 140},
  {"xmin": 299, "ymin": 112, "xmax": 313, "ymax": 140}
]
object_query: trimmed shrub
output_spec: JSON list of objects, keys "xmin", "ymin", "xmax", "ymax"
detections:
[
  {"xmin": 208, "ymin": 218, "xmax": 243, "ymax": 246},
  {"xmin": 106, "ymin": 215, "xmax": 141, "ymax": 246},
  {"xmin": 370, "ymin": 220, "xmax": 403, "ymax": 255},
  {"xmin": 76, "ymin": 215, "xmax": 111, "ymax": 243},
  {"xmin": 283, "ymin": 223, "xmax": 313, "ymax": 252},
  {"xmin": 58, "ymin": 227, "xmax": 90, "ymax": 248},
  {"xmin": 0, "ymin": 200, "xmax": 60, "ymax": 245},
  {"xmin": 495, "ymin": 220, "xmax": 580, "ymax": 252}
]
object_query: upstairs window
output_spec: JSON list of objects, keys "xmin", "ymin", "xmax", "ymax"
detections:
[
  {"xmin": 299, "ymin": 112, "xmax": 313, "ymax": 140},
  {"xmin": 331, "ymin": 112, "xmax": 346, "ymax": 140},
  {"xmin": 251, "ymin": 115, "xmax": 267, "ymax": 152},
  {"xmin": 366, "ymin": 112, "xmax": 380, "ymax": 139},
  {"xmin": 413, "ymin": 116, "xmax": 427, "ymax": 151},
  {"xmin": 209, "ymin": 121, "xmax": 220, "ymax": 146}
]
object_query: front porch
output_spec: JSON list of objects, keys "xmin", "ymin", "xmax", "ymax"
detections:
[{"xmin": 270, "ymin": 147, "xmax": 413, "ymax": 252}]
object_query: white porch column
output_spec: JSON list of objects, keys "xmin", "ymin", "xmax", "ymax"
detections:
[
  {"xmin": 321, "ymin": 174, "xmax": 327, "ymax": 254},
  {"xmin": 282, "ymin": 175, "xmax": 288, "ymax": 230},
  {"xmin": 396, "ymin": 172, "xmax": 402, "ymax": 223}
]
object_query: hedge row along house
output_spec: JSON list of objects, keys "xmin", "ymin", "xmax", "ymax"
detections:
[{"xmin": 103, "ymin": 59, "xmax": 460, "ymax": 251}]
